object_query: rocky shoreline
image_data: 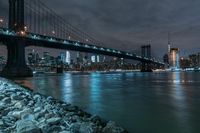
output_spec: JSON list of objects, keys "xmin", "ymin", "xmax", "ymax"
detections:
[{"xmin": 0, "ymin": 77, "xmax": 128, "ymax": 133}]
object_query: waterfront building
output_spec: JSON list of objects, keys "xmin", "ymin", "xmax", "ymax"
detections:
[
  {"xmin": 169, "ymin": 48, "xmax": 180, "ymax": 69},
  {"xmin": 66, "ymin": 51, "xmax": 71, "ymax": 64},
  {"xmin": 91, "ymin": 55, "xmax": 96, "ymax": 63},
  {"xmin": 189, "ymin": 53, "xmax": 200, "ymax": 68},
  {"xmin": 180, "ymin": 57, "xmax": 190, "ymax": 69}
]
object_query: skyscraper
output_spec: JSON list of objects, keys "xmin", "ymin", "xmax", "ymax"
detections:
[
  {"xmin": 169, "ymin": 48, "xmax": 180, "ymax": 69},
  {"xmin": 66, "ymin": 51, "xmax": 70, "ymax": 64}
]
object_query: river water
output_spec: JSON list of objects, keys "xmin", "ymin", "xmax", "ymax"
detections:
[{"xmin": 15, "ymin": 71, "xmax": 200, "ymax": 133}]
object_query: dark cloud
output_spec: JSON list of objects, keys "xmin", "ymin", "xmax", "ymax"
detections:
[{"xmin": 1, "ymin": 0, "xmax": 200, "ymax": 59}]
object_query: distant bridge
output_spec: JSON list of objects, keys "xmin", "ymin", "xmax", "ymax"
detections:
[{"xmin": 0, "ymin": 0, "xmax": 164, "ymax": 77}]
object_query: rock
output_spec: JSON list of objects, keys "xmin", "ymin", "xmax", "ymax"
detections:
[
  {"xmin": 0, "ymin": 119, "xmax": 4, "ymax": 126},
  {"xmin": 14, "ymin": 101, "xmax": 25, "ymax": 109},
  {"xmin": 12, "ymin": 111, "xmax": 21, "ymax": 119},
  {"xmin": 79, "ymin": 122, "xmax": 94, "ymax": 133},
  {"xmin": 12, "ymin": 108, "xmax": 33, "ymax": 119},
  {"xmin": 33, "ymin": 94, "xmax": 42, "ymax": 103},
  {"xmin": 47, "ymin": 125, "xmax": 62, "ymax": 133},
  {"xmin": 70, "ymin": 122, "xmax": 81, "ymax": 132},
  {"xmin": 2, "ymin": 97, "xmax": 11, "ymax": 103},
  {"xmin": 45, "ymin": 113, "xmax": 55, "ymax": 119},
  {"xmin": 21, "ymin": 114, "xmax": 35, "ymax": 121},
  {"xmin": 90, "ymin": 115, "xmax": 101, "ymax": 123},
  {"xmin": 11, "ymin": 94, "xmax": 23, "ymax": 101},
  {"xmin": 46, "ymin": 117, "xmax": 61, "ymax": 125},
  {"xmin": 0, "ymin": 95, "xmax": 4, "ymax": 100},
  {"xmin": 34, "ymin": 107, "xmax": 42, "ymax": 113},
  {"xmin": 35, "ymin": 109, "xmax": 47, "ymax": 120},
  {"xmin": 59, "ymin": 131, "xmax": 70, "ymax": 133},
  {"xmin": 102, "ymin": 121, "xmax": 125, "ymax": 133},
  {"xmin": 16, "ymin": 119, "xmax": 42, "ymax": 133}
]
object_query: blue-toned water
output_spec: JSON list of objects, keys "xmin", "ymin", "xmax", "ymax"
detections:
[{"xmin": 15, "ymin": 72, "xmax": 200, "ymax": 133}]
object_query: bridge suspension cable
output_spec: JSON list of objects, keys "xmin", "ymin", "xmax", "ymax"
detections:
[{"xmin": 24, "ymin": 0, "xmax": 101, "ymax": 45}]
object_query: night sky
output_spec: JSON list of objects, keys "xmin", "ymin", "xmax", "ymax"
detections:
[{"xmin": 1, "ymin": 0, "xmax": 200, "ymax": 59}]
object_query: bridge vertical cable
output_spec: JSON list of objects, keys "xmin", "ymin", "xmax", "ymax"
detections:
[{"xmin": 23, "ymin": 0, "xmax": 103, "ymax": 46}]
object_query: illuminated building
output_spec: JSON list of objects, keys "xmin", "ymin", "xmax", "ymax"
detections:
[
  {"xmin": 91, "ymin": 55, "xmax": 96, "ymax": 63},
  {"xmin": 65, "ymin": 51, "xmax": 70, "ymax": 64},
  {"xmin": 169, "ymin": 48, "xmax": 180, "ymax": 69}
]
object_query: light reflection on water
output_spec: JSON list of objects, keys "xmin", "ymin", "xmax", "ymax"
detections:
[{"xmin": 14, "ymin": 72, "xmax": 200, "ymax": 133}]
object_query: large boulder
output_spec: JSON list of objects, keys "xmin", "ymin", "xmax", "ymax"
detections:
[{"xmin": 16, "ymin": 119, "xmax": 42, "ymax": 133}]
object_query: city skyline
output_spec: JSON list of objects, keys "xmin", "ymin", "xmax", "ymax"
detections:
[{"xmin": 1, "ymin": 0, "xmax": 200, "ymax": 58}]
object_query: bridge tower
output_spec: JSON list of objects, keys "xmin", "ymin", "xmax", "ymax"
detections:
[
  {"xmin": 141, "ymin": 45, "xmax": 153, "ymax": 72},
  {"xmin": 1, "ymin": 0, "xmax": 33, "ymax": 77}
]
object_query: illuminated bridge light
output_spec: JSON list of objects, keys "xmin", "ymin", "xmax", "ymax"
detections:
[
  {"xmin": 48, "ymin": 37, "xmax": 54, "ymax": 41},
  {"xmin": 63, "ymin": 40, "xmax": 69, "ymax": 44},
  {"xmin": 84, "ymin": 44, "xmax": 90, "ymax": 48},
  {"xmin": 75, "ymin": 42, "xmax": 80, "ymax": 46},
  {"xmin": 34, "ymin": 35, "xmax": 41, "ymax": 40},
  {"xmin": 117, "ymin": 51, "xmax": 121, "ymax": 54},
  {"xmin": 93, "ymin": 46, "xmax": 97, "ymax": 49},
  {"xmin": 107, "ymin": 49, "xmax": 111, "ymax": 52},
  {"xmin": 100, "ymin": 48, "xmax": 105, "ymax": 51}
]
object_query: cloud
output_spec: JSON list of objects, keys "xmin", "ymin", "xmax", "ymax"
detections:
[{"xmin": 1, "ymin": 0, "xmax": 200, "ymax": 59}]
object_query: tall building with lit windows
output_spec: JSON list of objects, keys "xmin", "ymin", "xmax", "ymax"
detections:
[
  {"xmin": 169, "ymin": 48, "xmax": 180, "ymax": 69},
  {"xmin": 65, "ymin": 51, "xmax": 70, "ymax": 64}
]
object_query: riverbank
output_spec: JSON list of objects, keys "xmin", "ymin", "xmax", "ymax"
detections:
[{"xmin": 0, "ymin": 77, "xmax": 127, "ymax": 133}]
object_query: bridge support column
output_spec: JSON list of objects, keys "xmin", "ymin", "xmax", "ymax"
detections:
[
  {"xmin": 1, "ymin": 40, "xmax": 33, "ymax": 77},
  {"xmin": 141, "ymin": 63, "xmax": 153, "ymax": 72},
  {"xmin": 140, "ymin": 45, "xmax": 152, "ymax": 72}
]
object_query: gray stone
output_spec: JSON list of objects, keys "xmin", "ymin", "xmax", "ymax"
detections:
[
  {"xmin": 102, "ymin": 121, "xmax": 125, "ymax": 133},
  {"xmin": 47, "ymin": 125, "xmax": 62, "ymax": 133},
  {"xmin": 79, "ymin": 122, "xmax": 94, "ymax": 133},
  {"xmin": 34, "ymin": 107, "xmax": 42, "ymax": 113},
  {"xmin": 70, "ymin": 122, "xmax": 81, "ymax": 132},
  {"xmin": 59, "ymin": 131, "xmax": 70, "ymax": 133},
  {"xmin": 21, "ymin": 114, "xmax": 35, "ymax": 121},
  {"xmin": 0, "ymin": 120, "xmax": 3, "ymax": 126},
  {"xmin": 33, "ymin": 94, "xmax": 41, "ymax": 102},
  {"xmin": 11, "ymin": 94, "xmax": 23, "ymax": 100},
  {"xmin": 2, "ymin": 97, "xmax": 11, "ymax": 103},
  {"xmin": 46, "ymin": 117, "xmax": 61, "ymax": 125},
  {"xmin": 14, "ymin": 101, "xmax": 25, "ymax": 109},
  {"xmin": 16, "ymin": 119, "xmax": 42, "ymax": 133}
]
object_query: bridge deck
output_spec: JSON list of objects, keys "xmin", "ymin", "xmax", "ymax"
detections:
[{"xmin": 0, "ymin": 28, "xmax": 164, "ymax": 65}]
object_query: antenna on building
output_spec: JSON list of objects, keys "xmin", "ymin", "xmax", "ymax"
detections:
[{"xmin": 168, "ymin": 32, "xmax": 171, "ymax": 53}]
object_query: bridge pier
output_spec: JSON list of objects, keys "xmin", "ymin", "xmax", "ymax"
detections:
[
  {"xmin": 1, "ymin": 40, "xmax": 33, "ymax": 77},
  {"xmin": 140, "ymin": 45, "xmax": 153, "ymax": 72},
  {"xmin": 141, "ymin": 63, "xmax": 153, "ymax": 72}
]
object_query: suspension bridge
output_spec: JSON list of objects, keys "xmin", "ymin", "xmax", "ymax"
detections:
[{"xmin": 0, "ymin": 0, "xmax": 164, "ymax": 77}]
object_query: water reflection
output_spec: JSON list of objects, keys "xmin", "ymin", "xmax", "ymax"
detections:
[
  {"xmin": 61, "ymin": 74, "xmax": 73, "ymax": 103},
  {"xmin": 14, "ymin": 72, "xmax": 200, "ymax": 133}
]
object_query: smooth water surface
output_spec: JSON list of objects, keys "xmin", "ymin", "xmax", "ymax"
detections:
[{"xmin": 15, "ymin": 72, "xmax": 200, "ymax": 133}]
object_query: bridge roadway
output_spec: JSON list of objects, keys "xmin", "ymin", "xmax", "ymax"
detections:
[{"xmin": 0, "ymin": 28, "xmax": 164, "ymax": 66}]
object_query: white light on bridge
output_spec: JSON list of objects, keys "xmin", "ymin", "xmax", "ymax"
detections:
[
  {"xmin": 20, "ymin": 31, "xmax": 26, "ymax": 36},
  {"xmin": 24, "ymin": 26, "xmax": 28, "ymax": 31},
  {"xmin": 0, "ymin": 18, "xmax": 3, "ymax": 23},
  {"xmin": 52, "ymin": 30, "xmax": 55, "ymax": 34}
]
